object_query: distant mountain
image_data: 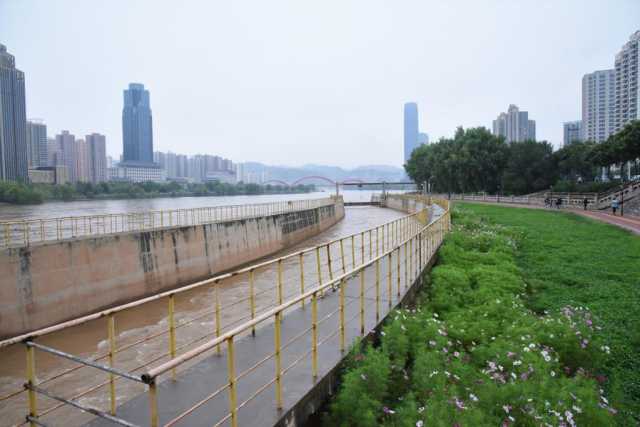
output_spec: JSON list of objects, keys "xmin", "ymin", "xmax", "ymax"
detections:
[{"xmin": 240, "ymin": 162, "xmax": 408, "ymax": 185}]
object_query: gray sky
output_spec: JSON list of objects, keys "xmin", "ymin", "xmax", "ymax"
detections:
[{"xmin": 1, "ymin": 1, "xmax": 638, "ymax": 168}]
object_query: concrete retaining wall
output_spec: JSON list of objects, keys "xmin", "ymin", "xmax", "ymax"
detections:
[
  {"xmin": 383, "ymin": 195, "xmax": 430, "ymax": 217},
  {"xmin": 0, "ymin": 199, "xmax": 344, "ymax": 338}
]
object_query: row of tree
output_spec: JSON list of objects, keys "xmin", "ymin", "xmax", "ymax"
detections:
[
  {"xmin": 404, "ymin": 121, "xmax": 640, "ymax": 195},
  {"xmin": 0, "ymin": 181, "xmax": 316, "ymax": 205}
]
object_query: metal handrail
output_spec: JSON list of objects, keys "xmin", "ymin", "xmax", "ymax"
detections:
[
  {"xmin": 0, "ymin": 197, "xmax": 336, "ymax": 248},
  {"xmin": 0, "ymin": 197, "xmax": 434, "ymax": 427},
  {"xmin": 138, "ymin": 196, "xmax": 449, "ymax": 427}
]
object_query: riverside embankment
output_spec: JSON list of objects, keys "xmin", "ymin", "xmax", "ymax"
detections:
[
  {"xmin": 0, "ymin": 203, "xmax": 407, "ymax": 427},
  {"xmin": 0, "ymin": 197, "xmax": 344, "ymax": 338}
]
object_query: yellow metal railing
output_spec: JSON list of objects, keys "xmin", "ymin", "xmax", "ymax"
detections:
[
  {"xmin": 0, "ymin": 197, "xmax": 445, "ymax": 427},
  {"xmin": 0, "ymin": 197, "xmax": 336, "ymax": 248}
]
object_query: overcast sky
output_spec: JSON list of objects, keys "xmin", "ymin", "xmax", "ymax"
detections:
[{"xmin": 1, "ymin": 1, "xmax": 638, "ymax": 168}]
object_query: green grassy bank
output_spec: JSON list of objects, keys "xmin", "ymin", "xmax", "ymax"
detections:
[{"xmin": 321, "ymin": 204, "xmax": 638, "ymax": 426}]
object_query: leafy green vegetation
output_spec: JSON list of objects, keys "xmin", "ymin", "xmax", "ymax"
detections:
[
  {"xmin": 0, "ymin": 180, "xmax": 316, "ymax": 205},
  {"xmin": 324, "ymin": 205, "xmax": 634, "ymax": 426},
  {"xmin": 404, "ymin": 120, "xmax": 640, "ymax": 195}
]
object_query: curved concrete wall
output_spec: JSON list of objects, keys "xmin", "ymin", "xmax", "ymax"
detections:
[{"xmin": 0, "ymin": 199, "xmax": 344, "ymax": 338}]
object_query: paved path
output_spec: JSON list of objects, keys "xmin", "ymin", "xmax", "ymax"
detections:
[
  {"xmin": 454, "ymin": 200, "xmax": 640, "ymax": 235},
  {"xmin": 86, "ymin": 211, "xmax": 445, "ymax": 427}
]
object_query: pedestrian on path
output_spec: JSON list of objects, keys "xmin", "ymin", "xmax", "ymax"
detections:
[
  {"xmin": 556, "ymin": 197, "xmax": 562, "ymax": 209},
  {"xmin": 583, "ymin": 197, "xmax": 589, "ymax": 210},
  {"xmin": 612, "ymin": 197, "xmax": 619, "ymax": 215}
]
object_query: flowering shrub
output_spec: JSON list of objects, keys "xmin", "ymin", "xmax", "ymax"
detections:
[{"xmin": 325, "ymin": 208, "xmax": 616, "ymax": 426}]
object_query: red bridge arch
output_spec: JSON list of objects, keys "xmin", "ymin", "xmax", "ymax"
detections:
[{"xmin": 291, "ymin": 176, "xmax": 336, "ymax": 186}]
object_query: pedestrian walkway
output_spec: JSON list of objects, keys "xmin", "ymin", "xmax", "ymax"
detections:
[
  {"xmin": 83, "ymin": 203, "xmax": 448, "ymax": 427},
  {"xmin": 454, "ymin": 200, "xmax": 640, "ymax": 235}
]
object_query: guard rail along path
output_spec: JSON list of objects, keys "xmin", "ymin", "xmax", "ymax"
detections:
[
  {"xmin": 0, "ymin": 195, "xmax": 450, "ymax": 427},
  {"xmin": 440, "ymin": 178, "xmax": 640, "ymax": 210},
  {"xmin": 0, "ymin": 198, "xmax": 335, "ymax": 248}
]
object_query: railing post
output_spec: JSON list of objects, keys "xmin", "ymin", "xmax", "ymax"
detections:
[
  {"xmin": 396, "ymin": 247, "xmax": 401, "ymax": 297},
  {"xmin": 107, "ymin": 314, "xmax": 117, "ymax": 415},
  {"xmin": 409, "ymin": 238, "xmax": 414, "ymax": 284},
  {"xmin": 215, "ymin": 283, "xmax": 222, "ymax": 354},
  {"xmin": 299, "ymin": 253, "xmax": 305, "ymax": 308},
  {"xmin": 26, "ymin": 343, "xmax": 37, "ymax": 427},
  {"xmin": 249, "ymin": 269, "xmax": 256, "ymax": 335},
  {"xmin": 387, "ymin": 253, "xmax": 392, "ymax": 308},
  {"xmin": 340, "ymin": 239, "xmax": 346, "ymax": 274},
  {"xmin": 148, "ymin": 380, "xmax": 159, "ymax": 427},
  {"xmin": 168, "ymin": 294, "xmax": 177, "ymax": 380},
  {"xmin": 326, "ymin": 244, "xmax": 334, "ymax": 281},
  {"xmin": 376, "ymin": 227, "xmax": 379, "ymax": 257},
  {"xmin": 311, "ymin": 292, "xmax": 318, "ymax": 378},
  {"xmin": 351, "ymin": 235, "xmax": 356, "ymax": 269},
  {"xmin": 339, "ymin": 278, "xmax": 346, "ymax": 352},
  {"xmin": 315, "ymin": 247, "xmax": 323, "ymax": 296},
  {"xmin": 277, "ymin": 259, "xmax": 283, "ymax": 305},
  {"xmin": 381, "ymin": 224, "xmax": 385, "ymax": 252},
  {"xmin": 404, "ymin": 241, "xmax": 408, "ymax": 289},
  {"xmin": 359, "ymin": 269, "xmax": 365, "ymax": 335},
  {"xmin": 226, "ymin": 336, "xmax": 238, "ymax": 427},
  {"xmin": 375, "ymin": 258, "xmax": 380, "ymax": 321},
  {"xmin": 274, "ymin": 311, "xmax": 283, "ymax": 409},
  {"xmin": 368, "ymin": 229, "xmax": 372, "ymax": 261},
  {"xmin": 360, "ymin": 231, "xmax": 365, "ymax": 264}
]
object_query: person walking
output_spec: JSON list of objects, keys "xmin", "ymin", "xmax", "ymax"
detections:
[
  {"xmin": 612, "ymin": 197, "xmax": 619, "ymax": 215},
  {"xmin": 556, "ymin": 197, "xmax": 562, "ymax": 209},
  {"xmin": 583, "ymin": 197, "xmax": 589, "ymax": 210}
]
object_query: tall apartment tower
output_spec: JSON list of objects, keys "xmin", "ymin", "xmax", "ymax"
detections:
[
  {"xmin": 122, "ymin": 83, "xmax": 153, "ymax": 164},
  {"xmin": 86, "ymin": 133, "xmax": 107, "ymax": 183},
  {"xmin": 563, "ymin": 121, "xmax": 583, "ymax": 146},
  {"xmin": 492, "ymin": 105, "xmax": 536, "ymax": 143},
  {"xmin": 403, "ymin": 102, "xmax": 419, "ymax": 163},
  {"xmin": 56, "ymin": 130, "xmax": 78, "ymax": 182},
  {"xmin": 0, "ymin": 44, "xmax": 28, "ymax": 181},
  {"xmin": 614, "ymin": 30, "xmax": 639, "ymax": 132},
  {"xmin": 26, "ymin": 119, "xmax": 47, "ymax": 168},
  {"xmin": 581, "ymin": 69, "xmax": 616, "ymax": 142}
]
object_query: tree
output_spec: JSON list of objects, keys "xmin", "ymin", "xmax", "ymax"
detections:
[
  {"xmin": 553, "ymin": 141, "xmax": 598, "ymax": 182},
  {"xmin": 503, "ymin": 140, "xmax": 557, "ymax": 195}
]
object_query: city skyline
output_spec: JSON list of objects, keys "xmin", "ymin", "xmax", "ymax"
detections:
[{"xmin": 2, "ymin": 1, "xmax": 638, "ymax": 168}]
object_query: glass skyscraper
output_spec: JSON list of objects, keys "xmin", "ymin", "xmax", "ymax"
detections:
[
  {"xmin": 122, "ymin": 83, "xmax": 153, "ymax": 164},
  {"xmin": 0, "ymin": 44, "xmax": 28, "ymax": 181},
  {"xmin": 403, "ymin": 102, "xmax": 419, "ymax": 163}
]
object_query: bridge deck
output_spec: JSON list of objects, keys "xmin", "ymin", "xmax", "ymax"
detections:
[{"xmin": 87, "ymin": 227, "xmax": 439, "ymax": 427}]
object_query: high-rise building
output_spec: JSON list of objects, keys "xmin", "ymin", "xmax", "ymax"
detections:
[
  {"xmin": 86, "ymin": 133, "xmax": 107, "ymax": 183},
  {"xmin": 563, "ymin": 121, "xmax": 583, "ymax": 146},
  {"xmin": 581, "ymin": 69, "xmax": 616, "ymax": 142},
  {"xmin": 122, "ymin": 83, "xmax": 153, "ymax": 164},
  {"xmin": 614, "ymin": 30, "xmax": 639, "ymax": 132},
  {"xmin": 26, "ymin": 119, "xmax": 47, "ymax": 168},
  {"xmin": 75, "ymin": 139, "xmax": 91, "ymax": 183},
  {"xmin": 403, "ymin": 102, "xmax": 419, "ymax": 163},
  {"xmin": 0, "ymin": 44, "xmax": 28, "ymax": 181},
  {"xmin": 56, "ymin": 130, "xmax": 79, "ymax": 182},
  {"xmin": 492, "ymin": 105, "xmax": 536, "ymax": 143}
]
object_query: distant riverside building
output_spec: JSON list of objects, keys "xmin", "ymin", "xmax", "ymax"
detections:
[
  {"xmin": 86, "ymin": 133, "xmax": 107, "ymax": 183},
  {"xmin": 28, "ymin": 165, "xmax": 68, "ymax": 185},
  {"xmin": 563, "ymin": 121, "xmax": 583, "ymax": 146},
  {"xmin": 0, "ymin": 44, "xmax": 28, "ymax": 181},
  {"xmin": 614, "ymin": 30, "xmax": 639, "ymax": 132},
  {"xmin": 581, "ymin": 69, "xmax": 616, "ymax": 142},
  {"xmin": 108, "ymin": 163, "xmax": 165, "ymax": 182},
  {"xmin": 492, "ymin": 105, "xmax": 536, "ymax": 143},
  {"xmin": 26, "ymin": 119, "xmax": 47, "ymax": 168},
  {"xmin": 56, "ymin": 130, "xmax": 79, "ymax": 182},
  {"xmin": 122, "ymin": 83, "xmax": 153, "ymax": 164},
  {"xmin": 403, "ymin": 102, "xmax": 419, "ymax": 163}
]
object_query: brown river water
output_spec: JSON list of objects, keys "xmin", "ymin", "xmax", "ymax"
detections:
[{"xmin": 0, "ymin": 191, "xmax": 408, "ymax": 426}]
